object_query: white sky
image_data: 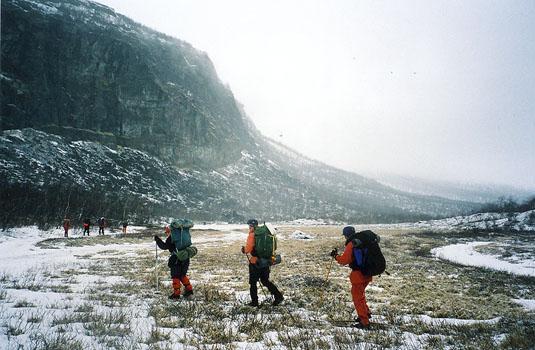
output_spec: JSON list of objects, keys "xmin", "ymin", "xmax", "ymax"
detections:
[{"xmin": 96, "ymin": 0, "xmax": 535, "ymax": 189}]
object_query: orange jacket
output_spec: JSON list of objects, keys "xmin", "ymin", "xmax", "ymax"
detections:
[
  {"xmin": 335, "ymin": 241, "xmax": 372, "ymax": 285},
  {"xmin": 243, "ymin": 227, "xmax": 258, "ymax": 264}
]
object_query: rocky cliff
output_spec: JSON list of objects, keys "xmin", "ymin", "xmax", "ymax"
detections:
[
  {"xmin": 1, "ymin": 0, "xmax": 253, "ymax": 168},
  {"xmin": 0, "ymin": 0, "xmax": 480, "ymax": 227}
]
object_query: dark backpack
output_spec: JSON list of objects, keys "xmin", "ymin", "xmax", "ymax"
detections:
[
  {"xmin": 254, "ymin": 224, "xmax": 277, "ymax": 259},
  {"xmin": 170, "ymin": 219, "xmax": 193, "ymax": 251},
  {"xmin": 350, "ymin": 230, "xmax": 386, "ymax": 276}
]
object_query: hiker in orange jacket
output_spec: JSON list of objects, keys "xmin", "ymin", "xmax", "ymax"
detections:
[
  {"xmin": 331, "ymin": 226, "xmax": 372, "ymax": 329},
  {"xmin": 241, "ymin": 219, "xmax": 283, "ymax": 307}
]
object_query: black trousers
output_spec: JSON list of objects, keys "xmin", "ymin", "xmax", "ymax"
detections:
[
  {"xmin": 249, "ymin": 264, "xmax": 282, "ymax": 303},
  {"xmin": 169, "ymin": 255, "xmax": 190, "ymax": 278}
]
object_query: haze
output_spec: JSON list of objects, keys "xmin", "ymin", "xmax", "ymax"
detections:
[{"xmin": 96, "ymin": 0, "xmax": 535, "ymax": 189}]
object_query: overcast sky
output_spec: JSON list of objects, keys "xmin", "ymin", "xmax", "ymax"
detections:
[{"xmin": 96, "ymin": 0, "xmax": 535, "ymax": 189}]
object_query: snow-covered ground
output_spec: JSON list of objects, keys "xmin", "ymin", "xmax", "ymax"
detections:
[
  {"xmin": 360, "ymin": 210, "xmax": 535, "ymax": 232},
  {"xmin": 0, "ymin": 225, "xmax": 252, "ymax": 349},
  {"xmin": 278, "ymin": 209, "xmax": 535, "ymax": 233},
  {"xmin": 431, "ymin": 242, "xmax": 535, "ymax": 277},
  {"xmin": 0, "ymin": 226, "xmax": 148, "ymax": 275},
  {"xmin": 1, "ymin": 223, "xmax": 533, "ymax": 349}
]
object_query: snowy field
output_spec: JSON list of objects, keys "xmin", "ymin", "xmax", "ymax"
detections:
[{"xmin": 0, "ymin": 222, "xmax": 534, "ymax": 349}]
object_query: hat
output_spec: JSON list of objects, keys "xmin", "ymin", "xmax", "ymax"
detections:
[
  {"xmin": 342, "ymin": 226, "xmax": 355, "ymax": 237},
  {"xmin": 247, "ymin": 219, "xmax": 259, "ymax": 227}
]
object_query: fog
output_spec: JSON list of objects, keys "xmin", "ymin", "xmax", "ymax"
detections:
[{"xmin": 96, "ymin": 0, "xmax": 535, "ymax": 189}]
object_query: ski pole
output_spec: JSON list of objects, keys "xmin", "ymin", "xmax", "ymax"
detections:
[
  {"xmin": 155, "ymin": 241, "xmax": 159, "ymax": 291},
  {"xmin": 319, "ymin": 256, "xmax": 335, "ymax": 305}
]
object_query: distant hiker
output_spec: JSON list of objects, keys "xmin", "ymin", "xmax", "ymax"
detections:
[
  {"xmin": 122, "ymin": 221, "xmax": 128, "ymax": 234},
  {"xmin": 62, "ymin": 217, "xmax": 70, "ymax": 238},
  {"xmin": 82, "ymin": 218, "xmax": 91, "ymax": 236},
  {"xmin": 154, "ymin": 219, "xmax": 197, "ymax": 299},
  {"xmin": 98, "ymin": 217, "xmax": 106, "ymax": 235},
  {"xmin": 241, "ymin": 219, "xmax": 284, "ymax": 307},
  {"xmin": 331, "ymin": 226, "xmax": 386, "ymax": 329}
]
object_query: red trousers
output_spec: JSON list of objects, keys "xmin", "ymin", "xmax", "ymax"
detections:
[
  {"xmin": 171, "ymin": 276, "xmax": 193, "ymax": 296},
  {"xmin": 349, "ymin": 270, "xmax": 372, "ymax": 325}
]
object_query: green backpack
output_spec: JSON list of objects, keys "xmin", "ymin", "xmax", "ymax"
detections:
[
  {"xmin": 254, "ymin": 225, "xmax": 277, "ymax": 259},
  {"xmin": 170, "ymin": 219, "xmax": 193, "ymax": 250}
]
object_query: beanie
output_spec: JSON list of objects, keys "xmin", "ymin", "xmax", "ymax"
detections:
[{"xmin": 342, "ymin": 226, "xmax": 355, "ymax": 237}]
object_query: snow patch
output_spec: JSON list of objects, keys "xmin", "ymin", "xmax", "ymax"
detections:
[
  {"xmin": 512, "ymin": 298, "xmax": 535, "ymax": 311},
  {"xmin": 404, "ymin": 314, "xmax": 501, "ymax": 326},
  {"xmin": 289, "ymin": 230, "xmax": 315, "ymax": 240},
  {"xmin": 431, "ymin": 242, "xmax": 535, "ymax": 277}
]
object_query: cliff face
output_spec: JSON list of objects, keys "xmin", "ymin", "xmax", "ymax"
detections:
[
  {"xmin": 1, "ymin": 0, "xmax": 252, "ymax": 168},
  {"xmin": 0, "ymin": 0, "xmax": 481, "ymax": 226}
]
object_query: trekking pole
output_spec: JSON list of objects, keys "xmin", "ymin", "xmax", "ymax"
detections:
[
  {"xmin": 318, "ymin": 256, "xmax": 335, "ymax": 305},
  {"xmin": 155, "ymin": 241, "xmax": 160, "ymax": 293}
]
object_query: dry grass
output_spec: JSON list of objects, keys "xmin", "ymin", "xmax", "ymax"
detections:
[{"xmin": 1, "ymin": 226, "xmax": 534, "ymax": 349}]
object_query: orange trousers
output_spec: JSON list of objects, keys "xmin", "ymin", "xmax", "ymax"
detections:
[{"xmin": 349, "ymin": 270, "xmax": 372, "ymax": 325}]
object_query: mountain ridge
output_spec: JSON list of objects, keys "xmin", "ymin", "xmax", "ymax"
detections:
[{"xmin": 1, "ymin": 0, "xmax": 481, "ymax": 227}]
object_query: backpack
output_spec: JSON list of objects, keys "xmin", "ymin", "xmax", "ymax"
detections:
[
  {"xmin": 170, "ymin": 219, "xmax": 193, "ymax": 251},
  {"xmin": 174, "ymin": 246, "xmax": 198, "ymax": 261},
  {"xmin": 254, "ymin": 224, "xmax": 277, "ymax": 259},
  {"xmin": 350, "ymin": 230, "xmax": 386, "ymax": 276}
]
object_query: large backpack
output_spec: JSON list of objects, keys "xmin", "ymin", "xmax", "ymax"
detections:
[
  {"xmin": 350, "ymin": 230, "xmax": 386, "ymax": 276},
  {"xmin": 254, "ymin": 224, "xmax": 277, "ymax": 259},
  {"xmin": 170, "ymin": 219, "xmax": 193, "ymax": 251}
]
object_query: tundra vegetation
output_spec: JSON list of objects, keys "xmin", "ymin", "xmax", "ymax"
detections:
[{"xmin": 0, "ymin": 226, "xmax": 533, "ymax": 349}]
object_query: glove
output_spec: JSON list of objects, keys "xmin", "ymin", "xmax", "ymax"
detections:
[
  {"xmin": 154, "ymin": 235, "xmax": 159, "ymax": 242},
  {"xmin": 241, "ymin": 246, "xmax": 246, "ymax": 254},
  {"xmin": 330, "ymin": 248, "xmax": 338, "ymax": 258}
]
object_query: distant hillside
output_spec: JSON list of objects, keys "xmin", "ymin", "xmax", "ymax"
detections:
[
  {"xmin": 0, "ymin": 0, "xmax": 481, "ymax": 227},
  {"xmin": 371, "ymin": 173, "xmax": 534, "ymax": 204}
]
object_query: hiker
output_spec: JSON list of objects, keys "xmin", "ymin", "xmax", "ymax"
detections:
[
  {"xmin": 154, "ymin": 220, "xmax": 197, "ymax": 299},
  {"xmin": 331, "ymin": 226, "xmax": 383, "ymax": 329},
  {"xmin": 62, "ymin": 217, "xmax": 70, "ymax": 238},
  {"xmin": 122, "ymin": 221, "xmax": 128, "ymax": 234},
  {"xmin": 82, "ymin": 218, "xmax": 90, "ymax": 236},
  {"xmin": 98, "ymin": 217, "xmax": 106, "ymax": 235},
  {"xmin": 241, "ymin": 219, "xmax": 284, "ymax": 307}
]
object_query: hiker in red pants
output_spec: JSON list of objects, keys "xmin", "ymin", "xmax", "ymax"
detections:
[
  {"xmin": 62, "ymin": 217, "xmax": 70, "ymax": 237},
  {"xmin": 154, "ymin": 225, "xmax": 194, "ymax": 299},
  {"xmin": 82, "ymin": 218, "xmax": 90, "ymax": 236},
  {"xmin": 331, "ymin": 226, "xmax": 372, "ymax": 329}
]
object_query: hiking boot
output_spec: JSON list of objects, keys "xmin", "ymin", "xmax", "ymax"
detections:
[
  {"xmin": 352, "ymin": 320, "xmax": 370, "ymax": 330},
  {"xmin": 247, "ymin": 301, "xmax": 259, "ymax": 307},
  {"xmin": 183, "ymin": 290, "xmax": 193, "ymax": 298},
  {"xmin": 273, "ymin": 295, "xmax": 284, "ymax": 306},
  {"xmin": 168, "ymin": 293, "xmax": 180, "ymax": 300}
]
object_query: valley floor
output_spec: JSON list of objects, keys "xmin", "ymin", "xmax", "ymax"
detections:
[{"xmin": 0, "ymin": 224, "xmax": 534, "ymax": 349}]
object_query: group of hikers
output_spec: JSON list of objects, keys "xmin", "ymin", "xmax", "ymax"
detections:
[
  {"xmin": 61, "ymin": 217, "xmax": 129, "ymax": 237},
  {"xmin": 154, "ymin": 218, "xmax": 386, "ymax": 329}
]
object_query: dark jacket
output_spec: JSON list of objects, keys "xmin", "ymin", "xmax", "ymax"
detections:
[
  {"xmin": 155, "ymin": 236, "xmax": 176, "ymax": 253},
  {"xmin": 156, "ymin": 236, "xmax": 189, "ymax": 269}
]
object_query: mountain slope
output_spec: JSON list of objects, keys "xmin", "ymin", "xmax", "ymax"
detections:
[
  {"xmin": 371, "ymin": 173, "xmax": 534, "ymax": 203},
  {"xmin": 1, "ymin": 0, "xmax": 253, "ymax": 168},
  {"xmin": 0, "ymin": 0, "xmax": 481, "ymax": 227}
]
